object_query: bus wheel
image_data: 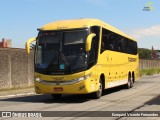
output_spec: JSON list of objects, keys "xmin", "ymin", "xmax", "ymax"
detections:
[
  {"xmin": 125, "ymin": 75, "xmax": 133, "ymax": 89},
  {"xmin": 93, "ymin": 79, "xmax": 103, "ymax": 99},
  {"xmin": 52, "ymin": 94, "xmax": 62, "ymax": 100}
]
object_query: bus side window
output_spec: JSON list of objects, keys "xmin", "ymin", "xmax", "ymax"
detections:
[
  {"xmin": 101, "ymin": 28, "xmax": 109, "ymax": 53},
  {"xmin": 89, "ymin": 26, "xmax": 100, "ymax": 66},
  {"xmin": 101, "ymin": 28, "xmax": 137, "ymax": 55},
  {"xmin": 101, "ymin": 41, "xmax": 105, "ymax": 51},
  {"xmin": 109, "ymin": 43, "xmax": 113, "ymax": 50}
]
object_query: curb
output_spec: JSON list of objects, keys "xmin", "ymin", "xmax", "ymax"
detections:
[{"xmin": 0, "ymin": 92, "xmax": 36, "ymax": 98}]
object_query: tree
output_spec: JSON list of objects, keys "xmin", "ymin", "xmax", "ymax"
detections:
[{"xmin": 138, "ymin": 48, "xmax": 151, "ymax": 59}]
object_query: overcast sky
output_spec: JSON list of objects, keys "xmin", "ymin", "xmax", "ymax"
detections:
[{"xmin": 0, "ymin": 0, "xmax": 160, "ymax": 49}]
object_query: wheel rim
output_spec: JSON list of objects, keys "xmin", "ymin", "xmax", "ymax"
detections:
[
  {"xmin": 130, "ymin": 77, "xmax": 133, "ymax": 87},
  {"xmin": 128, "ymin": 76, "xmax": 131, "ymax": 88},
  {"xmin": 128, "ymin": 79, "xmax": 131, "ymax": 87}
]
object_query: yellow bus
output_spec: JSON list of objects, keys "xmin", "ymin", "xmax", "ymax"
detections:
[{"xmin": 26, "ymin": 18, "xmax": 139, "ymax": 99}]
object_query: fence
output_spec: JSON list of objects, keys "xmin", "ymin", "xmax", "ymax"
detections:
[
  {"xmin": 139, "ymin": 59, "xmax": 160, "ymax": 70},
  {"xmin": 0, "ymin": 48, "xmax": 160, "ymax": 90}
]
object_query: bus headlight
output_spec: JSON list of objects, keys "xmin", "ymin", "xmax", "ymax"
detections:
[
  {"xmin": 35, "ymin": 78, "xmax": 41, "ymax": 82},
  {"xmin": 74, "ymin": 72, "xmax": 92, "ymax": 82}
]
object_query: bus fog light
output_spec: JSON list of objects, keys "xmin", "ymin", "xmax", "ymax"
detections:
[{"xmin": 79, "ymin": 85, "xmax": 85, "ymax": 90}]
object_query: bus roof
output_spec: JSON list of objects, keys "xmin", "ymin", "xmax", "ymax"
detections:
[{"xmin": 40, "ymin": 18, "xmax": 135, "ymax": 41}]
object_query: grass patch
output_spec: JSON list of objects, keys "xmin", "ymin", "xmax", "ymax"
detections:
[{"xmin": 140, "ymin": 68, "xmax": 160, "ymax": 77}]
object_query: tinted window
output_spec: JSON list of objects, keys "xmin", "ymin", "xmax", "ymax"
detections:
[
  {"xmin": 101, "ymin": 28, "xmax": 137, "ymax": 55},
  {"xmin": 64, "ymin": 30, "xmax": 86, "ymax": 45},
  {"xmin": 89, "ymin": 26, "xmax": 100, "ymax": 67}
]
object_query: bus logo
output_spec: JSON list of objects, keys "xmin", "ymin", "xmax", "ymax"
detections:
[
  {"xmin": 56, "ymin": 81, "xmax": 61, "ymax": 85},
  {"xmin": 128, "ymin": 57, "xmax": 137, "ymax": 62},
  {"xmin": 52, "ymin": 77, "xmax": 64, "ymax": 80}
]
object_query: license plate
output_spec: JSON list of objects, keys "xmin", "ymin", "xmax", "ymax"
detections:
[{"xmin": 54, "ymin": 87, "xmax": 63, "ymax": 92}]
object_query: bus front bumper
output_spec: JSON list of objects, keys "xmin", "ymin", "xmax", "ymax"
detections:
[{"xmin": 34, "ymin": 77, "xmax": 98, "ymax": 94}]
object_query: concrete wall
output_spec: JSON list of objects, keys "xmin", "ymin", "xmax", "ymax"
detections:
[
  {"xmin": 0, "ymin": 48, "xmax": 34, "ymax": 90},
  {"xmin": 0, "ymin": 48, "xmax": 160, "ymax": 90}
]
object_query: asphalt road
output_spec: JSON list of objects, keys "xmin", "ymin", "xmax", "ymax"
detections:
[{"xmin": 0, "ymin": 75, "xmax": 160, "ymax": 120}]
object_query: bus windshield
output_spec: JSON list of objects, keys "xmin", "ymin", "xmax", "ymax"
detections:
[{"xmin": 35, "ymin": 29, "xmax": 89, "ymax": 75}]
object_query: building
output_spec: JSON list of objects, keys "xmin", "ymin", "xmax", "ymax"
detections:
[
  {"xmin": 151, "ymin": 46, "xmax": 160, "ymax": 59},
  {"xmin": 0, "ymin": 38, "xmax": 12, "ymax": 48},
  {"xmin": 157, "ymin": 51, "xmax": 160, "ymax": 59}
]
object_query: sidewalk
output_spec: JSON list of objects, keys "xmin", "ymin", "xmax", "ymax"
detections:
[{"xmin": 0, "ymin": 87, "xmax": 35, "ymax": 98}]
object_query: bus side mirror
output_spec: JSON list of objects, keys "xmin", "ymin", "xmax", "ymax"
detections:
[
  {"xmin": 85, "ymin": 33, "xmax": 96, "ymax": 52},
  {"xmin": 25, "ymin": 38, "xmax": 36, "ymax": 54}
]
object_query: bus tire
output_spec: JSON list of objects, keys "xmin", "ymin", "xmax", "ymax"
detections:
[
  {"xmin": 125, "ymin": 74, "xmax": 133, "ymax": 89},
  {"xmin": 52, "ymin": 94, "xmax": 62, "ymax": 100},
  {"xmin": 93, "ymin": 78, "xmax": 103, "ymax": 99},
  {"xmin": 130, "ymin": 77, "xmax": 133, "ymax": 88}
]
